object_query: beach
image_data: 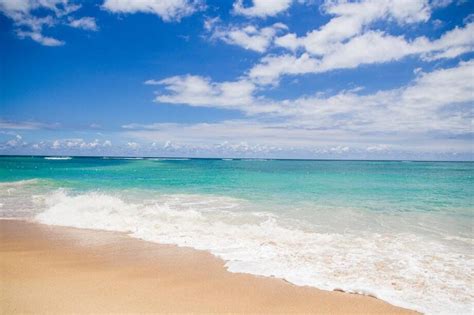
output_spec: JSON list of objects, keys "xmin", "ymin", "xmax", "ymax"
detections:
[
  {"xmin": 0, "ymin": 157, "xmax": 472, "ymax": 313},
  {"xmin": 2, "ymin": 0, "xmax": 473, "ymax": 312},
  {"xmin": 1, "ymin": 219, "xmax": 416, "ymax": 314}
]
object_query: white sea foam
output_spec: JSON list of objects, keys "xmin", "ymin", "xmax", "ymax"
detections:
[
  {"xmin": 0, "ymin": 179, "xmax": 51, "ymax": 219},
  {"xmin": 102, "ymin": 157, "xmax": 145, "ymax": 160},
  {"xmin": 31, "ymin": 190, "xmax": 473, "ymax": 314},
  {"xmin": 0, "ymin": 178, "xmax": 40, "ymax": 187},
  {"xmin": 44, "ymin": 156, "xmax": 72, "ymax": 160},
  {"xmin": 147, "ymin": 158, "xmax": 190, "ymax": 161},
  {"xmin": 241, "ymin": 158, "xmax": 269, "ymax": 161}
]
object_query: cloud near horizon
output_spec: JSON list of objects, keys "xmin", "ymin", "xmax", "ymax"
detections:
[{"xmin": 134, "ymin": 60, "xmax": 474, "ymax": 155}]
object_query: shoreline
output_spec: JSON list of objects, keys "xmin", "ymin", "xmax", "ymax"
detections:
[{"xmin": 1, "ymin": 219, "xmax": 417, "ymax": 314}]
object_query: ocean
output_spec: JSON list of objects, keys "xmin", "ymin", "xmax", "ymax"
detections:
[{"xmin": 0, "ymin": 156, "xmax": 472, "ymax": 314}]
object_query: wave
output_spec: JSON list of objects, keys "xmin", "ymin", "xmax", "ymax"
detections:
[
  {"xmin": 0, "ymin": 178, "xmax": 41, "ymax": 187},
  {"xmin": 241, "ymin": 158, "xmax": 269, "ymax": 161},
  {"xmin": 147, "ymin": 158, "xmax": 190, "ymax": 161},
  {"xmin": 104, "ymin": 157, "xmax": 191, "ymax": 161},
  {"xmin": 102, "ymin": 157, "xmax": 146, "ymax": 160},
  {"xmin": 44, "ymin": 156, "xmax": 72, "ymax": 160},
  {"xmin": 32, "ymin": 190, "xmax": 473, "ymax": 314},
  {"xmin": 0, "ymin": 179, "xmax": 49, "ymax": 219}
]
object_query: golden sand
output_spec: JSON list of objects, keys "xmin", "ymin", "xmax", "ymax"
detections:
[{"xmin": 0, "ymin": 220, "xmax": 417, "ymax": 314}]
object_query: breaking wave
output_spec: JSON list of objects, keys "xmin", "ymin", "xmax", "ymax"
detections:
[{"xmin": 29, "ymin": 189, "xmax": 473, "ymax": 314}]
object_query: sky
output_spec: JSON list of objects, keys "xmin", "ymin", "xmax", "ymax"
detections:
[{"xmin": 0, "ymin": 0, "xmax": 473, "ymax": 160}]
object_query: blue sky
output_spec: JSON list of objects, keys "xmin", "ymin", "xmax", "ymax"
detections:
[{"xmin": 0, "ymin": 0, "xmax": 473, "ymax": 159}]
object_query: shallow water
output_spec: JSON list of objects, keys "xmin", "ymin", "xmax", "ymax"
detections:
[{"xmin": 0, "ymin": 156, "xmax": 472, "ymax": 314}]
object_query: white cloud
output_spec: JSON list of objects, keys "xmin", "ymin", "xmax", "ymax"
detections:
[
  {"xmin": 314, "ymin": 31, "xmax": 424, "ymax": 72},
  {"xmin": 275, "ymin": 0, "xmax": 430, "ymax": 55},
  {"xmin": 127, "ymin": 141, "xmax": 140, "ymax": 149},
  {"xmin": 0, "ymin": 0, "xmax": 93, "ymax": 46},
  {"xmin": 233, "ymin": 0, "xmax": 294, "ymax": 18},
  {"xmin": 271, "ymin": 60, "xmax": 474, "ymax": 135},
  {"xmin": 251, "ymin": 22, "xmax": 474, "ymax": 84},
  {"xmin": 16, "ymin": 30, "xmax": 64, "ymax": 46},
  {"xmin": 329, "ymin": 145, "xmax": 349, "ymax": 153},
  {"xmin": 163, "ymin": 140, "xmax": 181, "ymax": 150},
  {"xmin": 146, "ymin": 60, "xmax": 473, "ymax": 154},
  {"xmin": 51, "ymin": 139, "xmax": 61, "ymax": 149},
  {"xmin": 0, "ymin": 0, "xmax": 31, "ymax": 13},
  {"xmin": 242, "ymin": 0, "xmax": 472, "ymax": 84},
  {"xmin": 49, "ymin": 138, "xmax": 113, "ymax": 150},
  {"xmin": 147, "ymin": 75, "xmax": 275, "ymax": 113},
  {"xmin": 4, "ymin": 134, "xmax": 27, "ymax": 147},
  {"xmin": 206, "ymin": 20, "xmax": 287, "ymax": 53},
  {"xmin": 274, "ymin": 33, "xmax": 299, "ymax": 51},
  {"xmin": 249, "ymin": 53, "xmax": 319, "ymax": 85},
  {"xmin": 9, "ymin": 55, "xmax": 471, "ymax": 159},
  {"xmin": 0, "ymin": 120, "xmax": 52, "ymax": 130},
  {"xmin": 122, "ymin": 117, "xmax": 470, "ymax": 158},
  {"xmin": 431, "ymin": 0, "xmax": 453, "ymax": 8},
  {"xmin": 366, "ymin": 144, "xmax": 391, "ymax": 152},
  {"xmin": 102, "ymin": 0, "xmax": 204, "ymax": 22},
  {"xmin": 103, "ymin": 140, "xmax": 112, "ymax": 147},
  {"xmin": 400, "ymin": 60, "xmax": 474, "ymax": 110},
  {"xmin": 420, "ymin": 23, "xmax": 474, "ymax": 60},
  {"xmin": 7, "ymin": 138, "xmax": 113, "ymax": 153},
  {"xmin": 68, "ymin": 16, "xmax": 98, "ymax": 31},
  {"xmin": 123, "ymin": 120, "xmax": 324, "ymax": 150}
]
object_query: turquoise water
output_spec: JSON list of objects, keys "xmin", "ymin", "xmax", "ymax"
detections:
[
  {"xmin": 1, "ymin": 156, "xmax": 473, "ymax": 314},
  {"xmin": 1, "ymin": 156, "xmax": 472, "ymax": 213}
]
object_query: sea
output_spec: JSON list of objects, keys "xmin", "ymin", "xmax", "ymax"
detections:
[{"xmin": 0, "ymin": 156, "xmax": 472, "ymax": 314}]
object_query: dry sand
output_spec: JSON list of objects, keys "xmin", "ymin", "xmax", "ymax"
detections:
[{"xmin": 0, "ymin": 220, "xmax": 417, "ymax": 314}]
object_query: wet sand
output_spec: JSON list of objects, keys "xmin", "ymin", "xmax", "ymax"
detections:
[{"xmin": 0, "ymin": 220, "xmax": 417, "ymax": 314}]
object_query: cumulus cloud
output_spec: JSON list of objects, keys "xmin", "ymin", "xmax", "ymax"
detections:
[
  {"xmin": 420, "ymin": 23, "xmax": 474, "ymax": 60},
  {"xmin": 123, "ymin": 120, "xmax": 323, "ymax": 151},
  {"xmin": 146, "ymin": 60, "xmax": 474, "ymax": 153},
  {"xmin": 250, "ymin": 22, "xmax": 474, "ymax": 84},
  {"xmin": 18, "ymin": 138, "xmax": 112, "ymax": 154},
  {"xmin": 329, "ymin": 145, "xmax": 350, "ymax": 154},
  {"xmin": 236, "ymin": 0, "xmax": 473, "ymax": 84},
  {"xmin": 275, "ymin": 0, "xmax": 431, "ymax": 55},
  {"xmin": 0, "ymin": 0, "xmax": 93, "ymax": 46},
  {"xmin": 3, "ymin": 134, "xmax": 27, "ymax": 148},
  {"xmin": 163, "ymin": 140, "xmax": 182, "ymax": 150},
  {"xmin": 205, "ymin": 19, "xmax": 288, "ymax": 53},
  {"xmin": 249, "ymin": 53, "xmax": 319, "ymax": 85},
  {"xmin": 102, "ymin": 0, "xmax": 204, "ymax": 22},
  {"xmin": 233, "ymin": 0, "xmax": 294, "ymax": 18},
  {"xmin": 146, "ymin": 75, "xmax": 275, "ymax": 113},
  {"xmin": 122, "ymin": 117, "xmax": 470, "ymax": 158},
  {"xmin": 273, "ymin": 60, "xmax": 474, "ymax": 135},
  {"xmin": 127, "ymin": 141, "xmax": 140, "ymax": 149},
  {"xmin": 48, "ymin": 138, "xmax": 113, "ymax": 150},
  {"xmin": 366, "ymin": 144, "xmax": 391, "ymax": 152}
]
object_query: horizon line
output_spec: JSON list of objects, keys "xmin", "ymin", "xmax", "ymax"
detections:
[{"xmin": 0, "ymin": 154, "xmax": 472, "ymax": 163}]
